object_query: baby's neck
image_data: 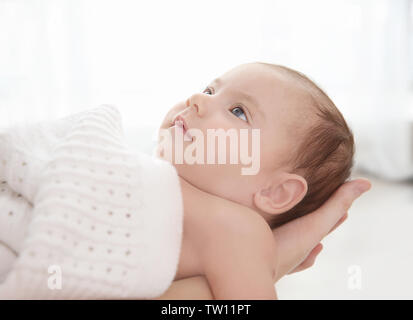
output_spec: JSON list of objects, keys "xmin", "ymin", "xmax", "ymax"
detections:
[
  {"xmin": 178, "ymin": 174, "xmax": 271, "ymax": 225},
  {"xmin": 178, "ymin": 174, "xmax": 220, "ymax": 199}
]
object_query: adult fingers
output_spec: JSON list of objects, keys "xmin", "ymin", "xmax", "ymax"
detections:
[
  {"xmin": 309, "ymin": 178, "xmax": 371, "ymax": 242},
  {"xmin": 287, "ymin": 243, "xmax": 323, "ymax": 275},
  {"xmin": 273, "ymin": 179, "xmax": 371, "ymax": 279},
  {"xmin": 327, "ymin": 212, "xmax": 348, "ymax": 235},
  {"xmin": 274, "ymin": 178, "xmax": 371, "ymax": 249},
  {"xmin": 289, "ymin": 212, "xmax": 349, "ymax": 278}
]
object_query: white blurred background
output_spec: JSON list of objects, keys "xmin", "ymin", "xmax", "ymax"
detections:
[{"xmin": 1, "ymin": 0, "xmax": 413, "ymax": 299}]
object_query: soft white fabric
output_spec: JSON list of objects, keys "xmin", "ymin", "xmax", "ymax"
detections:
[
  {"xmin": 0, "ymin": 105, "xmax": 183, "ymax": 299},
  {"xmin": 0, "ymin": 241, "xmax": 17, "ymax": 284}
]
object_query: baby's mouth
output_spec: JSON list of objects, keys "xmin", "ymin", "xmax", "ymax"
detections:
[{"xmin": 173, "ymin": 116, "xmax": 193, "ymax": 142}]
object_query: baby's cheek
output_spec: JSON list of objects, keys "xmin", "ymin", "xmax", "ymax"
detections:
[
  {"xmin": 261, "ymin": 138, "xmax": 290, "ymax": 170},
  {"xmin": 160, "ymin": 102, "xmax": 186, "ymax": 129}
]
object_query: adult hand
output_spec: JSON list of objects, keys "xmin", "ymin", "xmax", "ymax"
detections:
[{"xmin": 272, "ymin": 178, "xmax": 371, "ymax": 281}]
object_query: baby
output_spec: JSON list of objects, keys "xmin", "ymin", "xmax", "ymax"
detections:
[{"xmin": 157, "ymin": 62, "xmax": 354, "ymax": 299}]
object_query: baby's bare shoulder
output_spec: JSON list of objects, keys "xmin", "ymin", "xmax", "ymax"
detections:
[
  {"xmin": 201, "ymin": 207, "xmax": 277, "ymax": 274},
  {"xmin": 210, "ymin": 200, "xmax": 274, "ymax": 243}
]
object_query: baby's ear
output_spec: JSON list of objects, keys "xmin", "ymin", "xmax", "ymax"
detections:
[{"xmin": 253, "ymin": 173, "xmax": 308, "ymax": 215}]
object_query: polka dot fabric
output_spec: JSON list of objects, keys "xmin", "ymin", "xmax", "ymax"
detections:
[{"xmin": 0, "ymin": 105, "xmax": 183, "ymax": 299}]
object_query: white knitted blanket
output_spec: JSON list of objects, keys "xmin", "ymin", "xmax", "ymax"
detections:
[{"xmin": 0, "ymin": 105, "xmax": 183, "ymax": 299}]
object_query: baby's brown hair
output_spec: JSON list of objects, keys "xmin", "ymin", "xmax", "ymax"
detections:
[{"xmin": 258, "ymin": 63, "xmax": 355, "ymax": 229}]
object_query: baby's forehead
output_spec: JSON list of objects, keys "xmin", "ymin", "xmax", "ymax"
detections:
[
  {"xmin": 220, "ymin": 64, "xmax": 304, "ymax": 100},
  {"xmin": 226, "ymin": 64, "xmax": 318, "ymax": 134},
  {"xmin": 219, "ymin": 63, "xmax": 280, "ymax": 85},
  {"xmin": 224, "ymin": 64, "xmax": 311, "ymax": 111}
]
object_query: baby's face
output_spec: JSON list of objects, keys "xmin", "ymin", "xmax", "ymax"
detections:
[{"xmin": 158, "ymin": 63, "xmax": 312, "ymax": 209}]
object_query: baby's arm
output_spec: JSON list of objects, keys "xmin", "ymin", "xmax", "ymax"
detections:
[
  {"xmin": 200, "ymin": 211, "xmax": 278, "ymax": 300},
  {"xmin": 155, "ymin": 276, "xmax": 213, "ymax": 300},
  {"xmin": 178, "ymin": 176, "xmax": 277, "ymax": 299}
]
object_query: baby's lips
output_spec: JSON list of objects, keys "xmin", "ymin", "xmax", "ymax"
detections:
[{"xmin": 170, "ymin": 119, "xmax": 193, "ymax": 141}]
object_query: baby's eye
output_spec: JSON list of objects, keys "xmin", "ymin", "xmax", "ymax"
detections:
[
  {"xmin": 231, "ymin": 106, "xmax": 247, "ymax": 122},
  {"xmin": 203, "ymin": 87, "xmax": 213, "ymax": 95}
]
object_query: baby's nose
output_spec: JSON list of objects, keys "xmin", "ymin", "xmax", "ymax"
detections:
[
  {"xmin": 186, "ymin": 98, "xmax": 201, "ymax": 116},
  {"xmin": 192, "ymin": 103, "xmax": 199, "ymax": 113},
  {"xmin": 186, "ymin": 92, "xmax": 209, "ymax": 117}
]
